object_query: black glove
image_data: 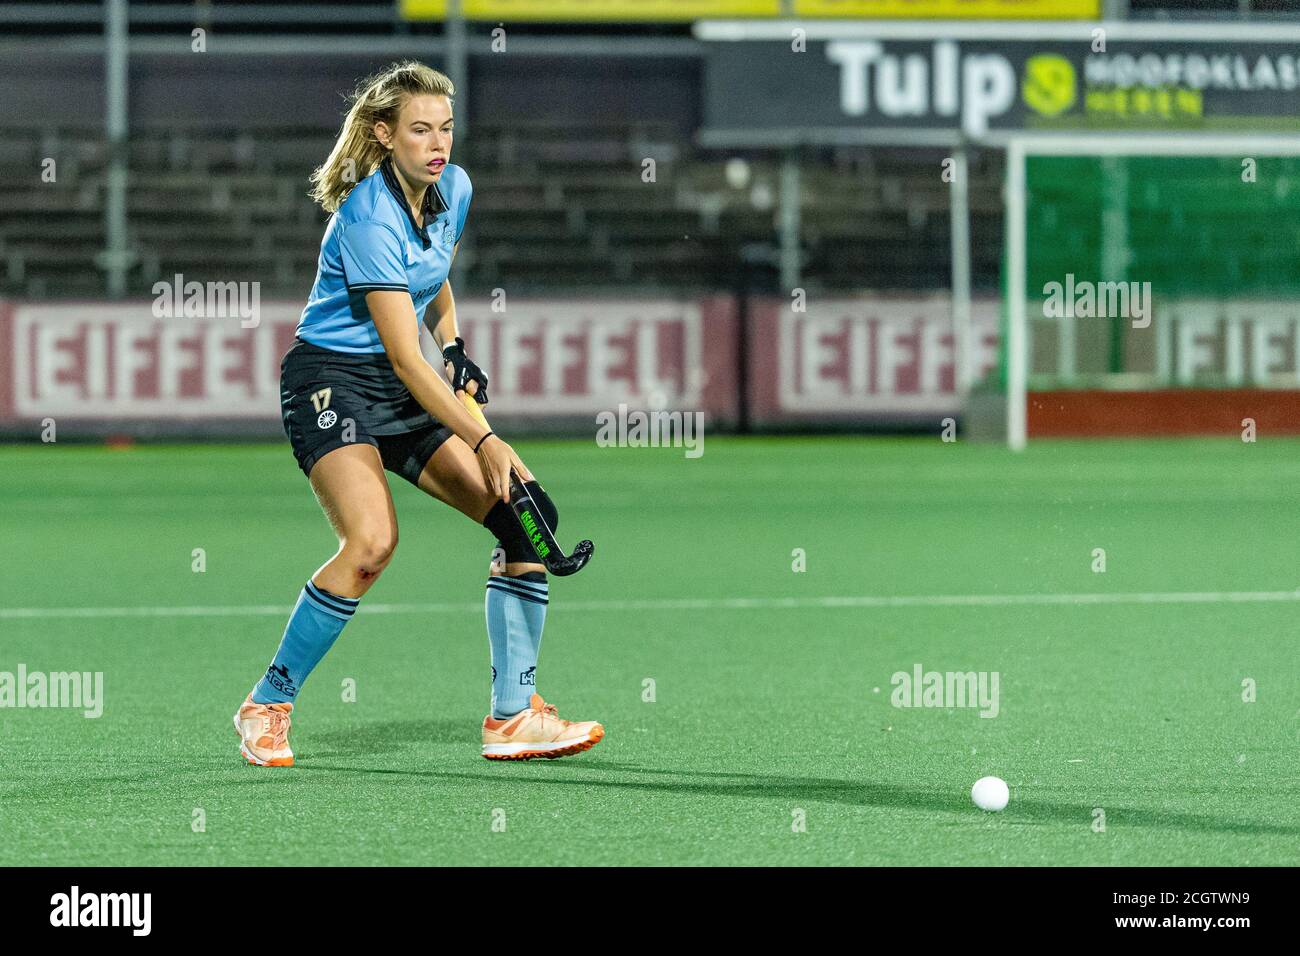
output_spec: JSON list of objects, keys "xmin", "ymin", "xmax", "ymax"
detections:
[{"xmin": 441, "ymin": 336, "xmax": 489, "ymax": 405}]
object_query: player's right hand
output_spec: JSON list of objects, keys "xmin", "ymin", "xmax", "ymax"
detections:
[{"xmin": 476, "ymin": 435, "xmax": 534, "ymax": 503}]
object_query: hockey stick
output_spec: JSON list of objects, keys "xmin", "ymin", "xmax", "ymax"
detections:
[{"xmin": 458, "ymin": 390, "xmax": 595, "ymax": 577}]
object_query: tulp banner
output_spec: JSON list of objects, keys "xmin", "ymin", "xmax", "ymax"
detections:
[
  {"xmin": 703, "ymin": 39, "xmax": 1300, "ymax": 141},
  {"xmin": 0, "ymin": 297, "xmax": 740, "ymax": 432},
  {"xmin": 792, "ymin": 0, "xmax": 1098, "ymax": 16}
]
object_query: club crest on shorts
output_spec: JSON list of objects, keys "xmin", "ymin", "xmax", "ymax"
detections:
[{"xmin": 317, "ymin": 409, "xmax": 338, "ymax": 429}]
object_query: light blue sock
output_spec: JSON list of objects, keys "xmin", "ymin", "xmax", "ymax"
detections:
[
  {"xmin": 251, "ymin": 581, "xmax": 359, "ymax": 704},
  {"xmin": 485, "ymin": 572, "xmax": 548, "ymax": 718}
]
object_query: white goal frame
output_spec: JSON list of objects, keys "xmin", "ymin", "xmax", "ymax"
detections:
[{"xmin": 1004, "ymin": 133, "xmax": 1300, "ymax": 450}]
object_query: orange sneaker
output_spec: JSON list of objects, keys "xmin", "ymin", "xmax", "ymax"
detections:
[
  {"xmin": 233, "ymin": 693, "xmax": 295, "ymax": 767},
  {"xmin": 482, "ymin": 693, "xmax": 604, "ymax": 761}
]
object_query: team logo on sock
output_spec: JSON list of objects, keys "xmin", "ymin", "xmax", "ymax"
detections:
[
  {"xmin": 519, "ymin": 666, "xmax": 536, "ymax": 686},
  {"xmin": 317, "ymin": 410, "xmax": 338, "ymax": 429},
  {"xmin": 264, "ymin": 663, "xmax": 297, "ymax": 698}
]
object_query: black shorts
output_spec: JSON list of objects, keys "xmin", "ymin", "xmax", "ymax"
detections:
[{"xmin": 279, "ymin": 338, "xmax": 454, "ymax": 483}]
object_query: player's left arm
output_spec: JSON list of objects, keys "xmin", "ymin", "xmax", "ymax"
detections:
[
  {"xmin": 423, "ymin": 242, "xmax": 489, "ymax": 402},
  {"xmin": 422, "ymin": 241, "xmax": 459, "ymax": 348}
]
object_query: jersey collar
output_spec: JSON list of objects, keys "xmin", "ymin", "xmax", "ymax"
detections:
[{"xmin": 379, "ymin": 155, "xmax": 449, "ymax": 251}]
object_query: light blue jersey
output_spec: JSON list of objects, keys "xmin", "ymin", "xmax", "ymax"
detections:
[{"xmin": 296, "ymin": 157, "xmax": 472, "ymax": 353}]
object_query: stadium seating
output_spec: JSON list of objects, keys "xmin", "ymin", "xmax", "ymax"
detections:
[{"xmin": 0, "ymin": 123, "xmax": 1007, "ymax": 300}]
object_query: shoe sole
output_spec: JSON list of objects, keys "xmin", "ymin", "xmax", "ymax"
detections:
[
  {"xmin": 482, "ymin": 725, "xmax": 604, "ymax": 761},
  {"xmin": 234, "ymin": 710, "xmax": 294, "ymax": 767}
]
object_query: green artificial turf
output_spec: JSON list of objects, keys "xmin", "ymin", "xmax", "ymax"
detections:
[{"xmin": 1, "ymin": 436, "xmax": 1298, "ymax": 865}]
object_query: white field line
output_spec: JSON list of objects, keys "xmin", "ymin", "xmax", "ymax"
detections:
[{"xmin": 3, "ymin": 589, "xmax": 1300, "ymax": 620}]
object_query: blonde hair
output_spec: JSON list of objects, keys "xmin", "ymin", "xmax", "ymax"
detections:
[{"xmin": 310, "ymin": 61, "xmax": 455, "ymax": 212}]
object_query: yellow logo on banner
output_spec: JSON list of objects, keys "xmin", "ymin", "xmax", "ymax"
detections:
[
  {"xmin": 793, "ymin": 0, "xmax": 1099, "ymax": 18},
  {"xmin": 1022, "ymin": 54, "xmax": 1076, "ymax": 117},
  {"xmin": 401, "ymin": 0, "xmax": 780, "ymax": 19}
]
